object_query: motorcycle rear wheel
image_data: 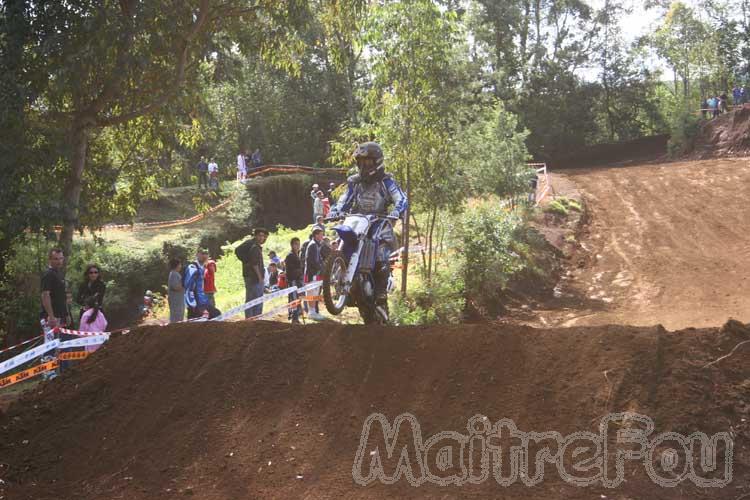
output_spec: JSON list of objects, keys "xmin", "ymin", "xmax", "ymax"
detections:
[{"xmin": 322, "ymin": 251, "xmax": 348, "ymax": 315}]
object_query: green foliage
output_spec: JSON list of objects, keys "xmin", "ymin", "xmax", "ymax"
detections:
[
  {"xmin": 544, "ymin": 197, "xmax": 582, "ymax": 217},
  {"xmin": 458, "ymin": 101, "xmax": 531, "ymax": 200},
  {"xmin": 453, "ymin": 202, "xmax": 529, "ymax": 313},
  {"xmin": 667, "ymin": 102, "xmax": 701, "ymax": 157},
  {"xmin": 389, "ymin": 268, "xmax": 465, "ymax": 326}
]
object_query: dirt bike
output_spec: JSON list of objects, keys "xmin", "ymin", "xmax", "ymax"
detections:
[{"xmin": 321, "ymin": 213, "xmax": 396, "ymax": 325}]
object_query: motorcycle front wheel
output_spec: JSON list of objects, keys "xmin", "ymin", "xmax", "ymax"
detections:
[{"xmin": 322, "ymin": 251, "xmax": 349, "ymax": 315}]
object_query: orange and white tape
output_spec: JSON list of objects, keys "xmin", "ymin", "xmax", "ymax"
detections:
[{"xmin": 0, "ymin": 360, "xmax": 58, "ymax": 389}]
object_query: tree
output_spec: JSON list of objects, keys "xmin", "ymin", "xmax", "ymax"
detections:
[
  {"xmin": 651, "ymin": 2, "xmax": 711, "ymax": 100},
  {"xmin": 359, "ymin": 0, "xmax": 471, "ymax": 289},
  {"xmin": 23, "ymin": 0, "xmax": 308, "ymax": 259}
]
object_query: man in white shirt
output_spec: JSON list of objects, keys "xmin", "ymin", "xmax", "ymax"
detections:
[
  {"xmin": 237, "ymin": 150, "xmax": 247, "ymax": 182},
  {"xmin": 208, "ymin": 158, "xmax": 219, "ymax": 190}
]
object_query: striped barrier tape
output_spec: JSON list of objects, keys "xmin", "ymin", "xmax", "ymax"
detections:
[
  {"xmin": 247, "ymin": 302, "xmax": 298, "ymax": 322},
  {"xmin": 0, "ymin": 360, "xmax": 59, "ymax": 389},
  {"xmin": 55, "ymin": 327, "xmax": 129, "ymax": 337},
  {"xmin": 212, "ymin": 286, "xmax": 298, "ymax": 321},
  {"xmin": 0, "ymin": 340, "xmax": 61, "ymax": 376},
  {"xmin": 58, "ymin": 335, "xmax": 110, "ymax": 349},
  {"xmin": 0, "ymin": 335, "xmax": 43, "ymax": 355}
]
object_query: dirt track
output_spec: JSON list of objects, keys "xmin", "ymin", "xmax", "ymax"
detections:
[
  {"xmin": 542, "ymin": 158, "xmax": 750, "ymax": 330},
  {"xmin": 1, "ymin": 321, "xmax": 748, "ymax": 499}
]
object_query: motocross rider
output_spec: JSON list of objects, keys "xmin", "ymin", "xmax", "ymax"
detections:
[{"xmin": 328, "ymin": 142, "xmax": 408, "ymax": 308}]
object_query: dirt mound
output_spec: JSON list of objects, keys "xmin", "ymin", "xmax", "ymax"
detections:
[
  {"xmin": 691, "ymin": 106, "xmax": 750, "ymax": 158},
  {"xmin": 549, "ymin": 135, "xmax": 669, "ymax": 169},
  {"xmin": 0, "ymin": 321, "xmax": 748, "ymax": 499}
]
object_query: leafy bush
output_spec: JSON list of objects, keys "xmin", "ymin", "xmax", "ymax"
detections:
[
  {"xmin": 544, "ymin": 197, "xmax": 581, "ymax": 216},
  {"xmin": 389, "ymin": 266, "xmax": 465, "ymax": 326},
  {"xmin": 453, "ymin": 202, "xmax": 531, "ymax": 315},
  {"xmin": 668, "ymin": 102, "xmax": 701, "ymax": 157}
]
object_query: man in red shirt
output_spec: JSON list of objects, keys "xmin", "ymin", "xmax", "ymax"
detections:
[{"xmin": 204, "ymin": 254, "xmax": 217, "ymax": 308}]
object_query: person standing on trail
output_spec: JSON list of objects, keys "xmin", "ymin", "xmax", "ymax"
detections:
[
  {"xmin": 197, "ymin": 156, "xmax": 209, "ymax": 189},
  {"xmin": 285, "ymin": 237, "xmax": 303, "ymax": 324},
  {"xmin": 208, "ymin": 158, "xmax": 219, "ymax": 190},
  {"xmin": 184, "ymin": 249, "xmax": 219, "ymax": 319},
  {"xmin": 700, "ymin": 97, "xmax": 709, "ymax": 119},
  {"xmin": 76, "ymin": 264, "xmax": 106, "ymax": 321},
  {"xmin": 313, "ymin": 190, "xmax": 326, "ymax": 222},
  {"xmin": 41, "ymin": 248, "xmax": 67, "ymax": 332},
  {"xmin": 305, "ymin": 228, "xmax": 326, "ymax": 321},
  {"xmin": 237, "ymin": 150, "xmax": 247, "ymax": 182},
  {"xmin": 252, "ymin": 148, "xmax": 262, "ymax": 170},
  {"xmin": 720, "ymin": 92, "xmax": 729, "ymax": 113},
  {"xmin": 235, "ymin": 228, "xmax": 268, "ymax": 319},
  {"xmin": 168, "ymin": 259, "xmax": 185, "ymax": 323},
  {"xmin": 204, "ymin": 255, "xmax": 217, "ymax": 308}
]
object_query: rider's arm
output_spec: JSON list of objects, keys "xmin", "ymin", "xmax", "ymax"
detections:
[
  {"xmin": 331, "ymin": 180, "xmax": 356, "ymax": 215},
  {"xmin": 383, "ymin": 176, "xmax": 408, "ymax": 217}
]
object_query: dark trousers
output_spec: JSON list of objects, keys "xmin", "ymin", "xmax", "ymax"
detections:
[
  {"xmin": 198, "ymin": 171, "xmax": 209, "ymax": 189},
  {"xmin": 288, "ymin": 279, "xmax": 303, "ymax": 322},
  {"xmin": 244, "ymin": 277, "xmax": 264, "ymax": 319}
]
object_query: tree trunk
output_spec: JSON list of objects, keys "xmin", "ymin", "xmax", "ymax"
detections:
[
  {"xmin": 401, "ymin": 165, "xmax": 411, "ymax": 295},
  {"xmin": 59, "ymin": 121, "xmax": 89, "ymax": 262}
]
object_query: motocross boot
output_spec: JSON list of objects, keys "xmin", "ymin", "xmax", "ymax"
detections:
[{"xmin": 373, "ymin": 262, "xmax": 390, "ymax": 319}]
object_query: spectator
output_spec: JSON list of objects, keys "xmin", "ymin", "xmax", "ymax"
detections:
[
  {"xmin": 305, "ymin": 228, "xmax": 326, "ymax": 321},
  {"xmin": 252, "ymin": 148, "xmax": 262, "ymax": 170},
  {"xmin": 76, "ymin": 264, "xmax": 106, "ymax": 320},
  {"xmin": 322, "ymin": 192, "xmax": 331, "ymax": 218},
  {"xmin": 701, "ymin": 97, "xmax": 709, "ymax": 119},
  {"xmin": 720, "ymin": 92, "xmax": 728, "ymax": 113},
  {"xmin": 529, "ymin": 171, "xmax": 539, "ymax": 205},
  {"xmin": 733, "ymin": 86, "xmax": 742, "ymax": 106},
  {"xmin": 197, "ymin": 156, "xmax": 209, "ymax": 189},
  {"xmin": 327, "ymin": 182, "xmax": 337, "ymax": 204},
  {"xmin": 168, "ymin": 258, "xmax": 185, "ymax": 323},
  {"xmin": 184, "ymin": 248, "xmax": 220, "ymax": 319},
  {"xmin": 235, "ymin": 228, "xmax": 269, "ymax": 319},
  {"xmin": 268, "ymin": 250, "xmax": 282, "ymax": 268},
  {"xmin": 265, "ymin": 262, "xmax": 279, "ymax": 291},
  {"xmin": 40, "ymin": 247, "xmax": 67, "ymax": 331},
  {"xmin": 313, "ymin": 190, "xmax": 326, "ymax": 222},
  {"xmin": 313, "ymin": 216, "xmax": 326, "ymax": 233},
  {"xmin": 285, "ymin": 237, "xmax": 303, "ymax": 324},
  {"xmin": 79, "ymin": 296, "xmax": 108, "ymax": 333},
  {"xmin": 237, "ymin": 150, "xmax": 247, "ymax": 182},
  {"xmin": 204, "ymin": 255, "xmax": 217, "ymax": 308},
  {"xmin": 708, "ymin": 96, "xmax": 718, "ymax": 118},
  {"xmin": 208, "ymin": 158, "xmax": 219, "ymax": 190}
]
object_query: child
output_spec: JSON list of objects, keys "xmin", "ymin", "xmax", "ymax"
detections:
[{"xmin": 80, "ymin": 296, "xmax": 108, "ymax": 332}]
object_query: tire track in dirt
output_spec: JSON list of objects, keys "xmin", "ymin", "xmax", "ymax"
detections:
[{"xmin": 549, "ymin": 158, "xmax": 750, "ymax": 330}]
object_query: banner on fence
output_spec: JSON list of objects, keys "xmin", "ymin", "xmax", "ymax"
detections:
[
  {"xmin": 0, "ymin": 340, "xmax": 61, "ymax": 376},
  {"xmin": 0, "ymin": 360, "xmax": 58, "ymax": 389}
]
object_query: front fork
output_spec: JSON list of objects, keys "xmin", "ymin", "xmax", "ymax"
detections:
[{"xmin": 341, "ymin": 238, "xmax": 364, "ymax": 295}]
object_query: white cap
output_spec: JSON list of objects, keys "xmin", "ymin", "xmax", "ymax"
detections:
[{"xmin": 313, "ymin": 183, "xmax": 319, "ymax": 188}]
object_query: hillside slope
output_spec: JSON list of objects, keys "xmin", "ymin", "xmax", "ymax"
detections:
[{"xmin": 0, "ymin": 321, "xmax": 747, "ymax": 499}]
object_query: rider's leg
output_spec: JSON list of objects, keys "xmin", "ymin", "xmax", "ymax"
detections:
[{"xmin": 373, "ymin": 261, "xmax": 390, "ymax": 306}]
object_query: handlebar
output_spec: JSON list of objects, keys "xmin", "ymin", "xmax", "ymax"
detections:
[{"xmin": 324, "ymin": 213, "xmax": 399, "ymax": 223}]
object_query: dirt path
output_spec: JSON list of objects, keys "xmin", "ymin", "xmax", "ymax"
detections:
[{"xmin": 538, "ymin": 158, "xmax": 750, "ymax": 330}]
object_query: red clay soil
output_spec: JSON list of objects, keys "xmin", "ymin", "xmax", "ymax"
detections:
[
  {"xmin": 0, "ymin": 320, "xmax": 748, "ymax": 499},
  {"xmin": 539, "ymin": 158, "xmax": 750, "ymax": 331},
  {"xmin": 691, "ymin": 106, "xmax": 750, "ymax": 158}
]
